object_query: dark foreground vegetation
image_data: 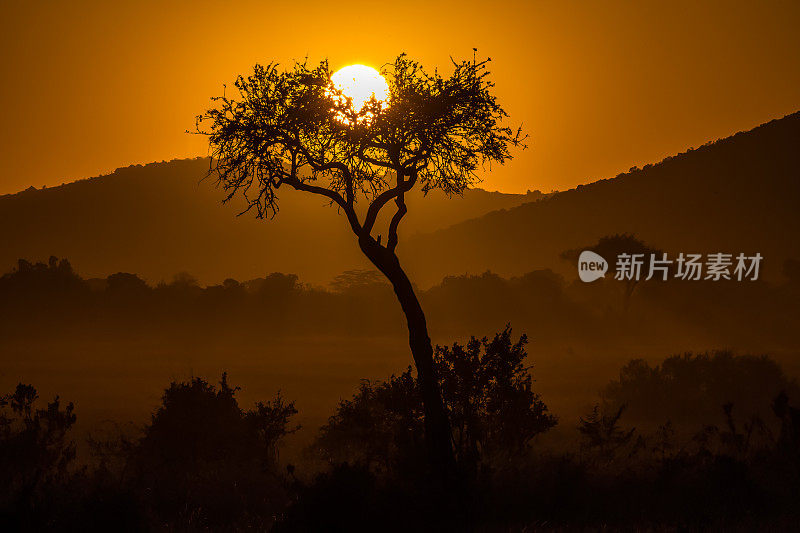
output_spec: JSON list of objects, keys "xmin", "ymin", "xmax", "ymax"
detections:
[
  {"xmin": 1, "ymin": 257, "xmax": 799, "ymax": 529},
  {"xmin": 2, "ymin": 327, "xmax": 799, "ymax": 531}
]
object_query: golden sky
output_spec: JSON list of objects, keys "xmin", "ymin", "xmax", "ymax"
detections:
[{"xmin": 1, "ymin": 0, "xmax": 798, "ymax": 195}]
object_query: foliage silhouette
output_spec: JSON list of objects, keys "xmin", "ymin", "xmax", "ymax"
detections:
[
  {"xmin": 0, "ymin": 384, "xmax": 76, "ymax": 529},
  {"xmin": 578, "ymin": 404, "xmax": 637, "ymax": 459},
  {"xmin": 0, "ymin": 356, "xmax": 799, "ymax": 529},
  {"xmin": 562, "ymin": 233, "xmax": 662, "ymax": 310},
  {"xmin": 106, "ymin": 272, "xmax": 149, "ymax": 294},
  {"xmin": 131, "ymin": 374, "xmax": 297, "ymax": 529},
  {"xmin": 312, "ymin": 328, "xmax": 555, "ymax": 477},
  {"xmin": 436, "ymin": 327, "xmax": 557, "ymax": 464},
  {"xmin": 285, "ymin": 355, "xmax": 800, "ymax": 530},
  {"xmin": 329, "ymin": 269, "xmax": 389, "ymax": 294},
  {"xmin": 602, "ymin": 351, "xmax": 800, "ymax": 431},
  {"xmin": 2, "ymin": 255, "xmax": 799, "ymax": 356}
]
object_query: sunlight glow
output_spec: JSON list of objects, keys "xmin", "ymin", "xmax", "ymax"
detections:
[{"xmin": 330, "ymin": 64, "xmax": 389, "ymax": 114}]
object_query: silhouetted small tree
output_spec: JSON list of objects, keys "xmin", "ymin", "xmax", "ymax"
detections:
[
  {"xmin": 329, "ymin": 269, "xmax": 389, "ymax": 294},
  {"xmin": 198, "ymin": 52, "xmax": 525, "ymax": 477},
  {"xmin": 132, "ymin": 374, "xmax": 297, "ymax": 529},
  {"xmin": 436, "ymin": 327, "xmax": 557, "ymax": 464},
  {"xmin": 106, "ymin": 272, "xmax": 149, "ymax": 293},
  {"xmin": 0, "ymin": 384, "xmax": 76, "ymax": 522},
  {"xmin": 578, "ymin": 405, "xmax": 637, "ymax": 460},
  {"xmin": 563, "ymin": 233, "xmax": 662, "ymax": 311}
]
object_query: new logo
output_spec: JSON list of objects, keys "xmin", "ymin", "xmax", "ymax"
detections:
[{"xmin": 578, "ymin": 250, "xmax": 608, "ymax": 282}]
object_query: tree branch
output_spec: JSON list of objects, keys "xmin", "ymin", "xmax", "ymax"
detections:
[
  {"xmin": 362, "ymin": 169, "xmax": 417, "ymax": 236},
  {"xmin": 282, "ymin": 175, "xmax": 362, "ymax": 234},
  {"xmin": 386, "ymin": 193, "xmax": 407, "ymax": 253},
  {"xmin": 288, "ymin": 143, "xmax": 361, "ymax": 231}
]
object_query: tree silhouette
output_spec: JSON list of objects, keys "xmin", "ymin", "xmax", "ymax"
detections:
[
  {"xmin": 133, "ymin": 374, "xmax": 297, "ymax": 528},
  {"xmin": 578, "ymin": 404, "xmax": 637, "ymax": 460},
  {"xmin": 197, "ymin": 52, "xmax": 524, "ymax": 478},
  {"xmin": 0, "ymin": 383, "xmax": 76, "ymax": 523},
  {"xmin": 562, "ymin": 233, "xmax": 662, "ymax": 311},
  {"xmin": 602, "ymin": 351, "xmax": 800, "ymax": 430}
]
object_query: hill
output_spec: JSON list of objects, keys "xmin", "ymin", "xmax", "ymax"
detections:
[
  {"xmin": 3, "ymin": 111, "xmax": 798, "ymax": 287},
  {"xmin": 0, "ymin": 159, "xmax": 541, "ymax": 285},
  {"xmin": 404, "ymin": 112, "xmax": 800, "ymax": 285}
]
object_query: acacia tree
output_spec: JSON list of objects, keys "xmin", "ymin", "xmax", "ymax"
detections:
[
  {"xmin": 562, "ymin": 233, "xmax": 662, "ymax": 311},
  {"xmin": 197, "ymin": 53, "xmax": 523, "ymax": 477}
]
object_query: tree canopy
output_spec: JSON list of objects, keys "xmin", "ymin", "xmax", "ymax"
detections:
[{"xmin": 197, "ymin": 53, "xmax": 524, "ymax": 250}]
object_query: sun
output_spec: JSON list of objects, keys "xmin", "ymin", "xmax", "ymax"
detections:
[{"xmin": 330, "ymin": 64, "xmax": 389, "ymax": 113}]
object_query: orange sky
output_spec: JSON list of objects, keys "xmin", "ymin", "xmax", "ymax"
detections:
[{"xmin": 1, "ymin": 0, "xmax": 798, "ymax": 195}]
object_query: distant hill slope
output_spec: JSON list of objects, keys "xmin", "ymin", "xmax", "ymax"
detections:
[
  {"xmin": 0, "ymin": 158, "xmax": 541, "ymax": 285},
  {"xmin": 404, "ymin": 112, "xmax": 800, "ymax": 285},
  {"xmin": 3, "ymin": 112, "xmax": 797, "ymax": 287}
]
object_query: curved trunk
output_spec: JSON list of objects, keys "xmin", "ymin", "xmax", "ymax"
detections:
[{"xmin": 358, "ymin": 235, "xmax": 456, "ymax": 479}]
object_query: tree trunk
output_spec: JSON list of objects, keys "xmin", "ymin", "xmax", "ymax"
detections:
[{"xmin": 358, "ymin": 235, "xmax": 456, "ymax": 481}]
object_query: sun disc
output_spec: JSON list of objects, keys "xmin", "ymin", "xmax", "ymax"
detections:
[{"xmin": 331, "ymin": 64, "xmax": 389, "ymax": 113}]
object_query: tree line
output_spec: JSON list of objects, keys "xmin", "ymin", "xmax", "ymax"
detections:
[{"xmin": 1, "ymin": 255, "xmax": 798, "ymax": 349}]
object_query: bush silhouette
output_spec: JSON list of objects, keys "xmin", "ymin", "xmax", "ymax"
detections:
[
  {"xmin": 603, "ymin": 351, "xmax": 800, "ymax": 431},
  {"xmin": 0, "ymin": 383, "xmax": 76, "ymax": 528},
  {"xmin": 313, "ymin": 327, "xmax": 556, "ymax": 475},
  {"xmin": 131, "ymin": 373, "xmax": 297, "ymax": 529}
]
